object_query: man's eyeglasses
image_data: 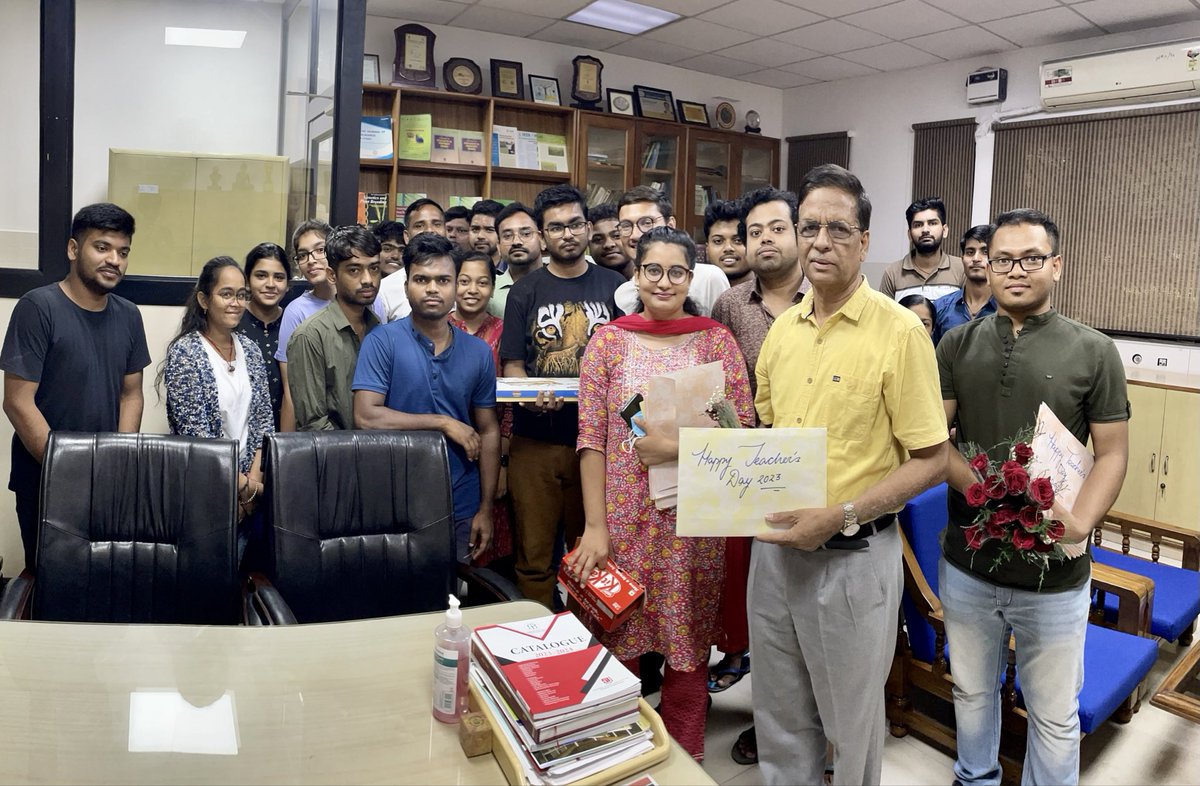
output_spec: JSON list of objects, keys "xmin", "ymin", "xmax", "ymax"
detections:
[
  {"xmin": 544, "ymin": 221, "xmax": 588, "ymax": 239},
  {"xmin": 639, "ymin": 263, "xmax": 691, "ymax": 284},
  {"xmin": 796, "ymin": 221, "xmax": 861, "ymax": 241},
  {"xmin": 988, "ymin": 254, "xmax": 1054, "ymax": 273},
  {"xmin": 617, "ymin": 217, "xmax": 664, "ymax": 237},
  {"xmin": 294, "ymin": 246, "xmax": 327, "ymax": 267},
  {"xmin": 500, "ymin": 228, "xmax": 538, "ymax": 242}
]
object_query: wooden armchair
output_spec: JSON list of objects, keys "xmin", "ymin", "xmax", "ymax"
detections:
[{"xmin": 887, "ymin": 484, "xmax": 1161, "ymax": 784}]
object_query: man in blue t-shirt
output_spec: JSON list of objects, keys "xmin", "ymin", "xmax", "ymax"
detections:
[
  {"xmin": 932, "ymin": 224, "xmax": 996, "ymax": 344},
  {"xmin": 1, "ymin": 203, "xmax": 151, "ymax": 571},
  {"xmin": 352, "ymin": 233, "xmax": 499, "ymax": 563}
]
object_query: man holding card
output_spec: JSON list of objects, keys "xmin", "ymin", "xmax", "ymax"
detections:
[
  {"xmin": 936, "ymin": 209, "xmax": 1129, "ymax": 786},
  {"xmin": 751, "ymin": 164, "xmax": 948, "ymax": 786}
]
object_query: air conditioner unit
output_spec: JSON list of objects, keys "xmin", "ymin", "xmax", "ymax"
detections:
[{"xmin": 1040, "ymin": 40, "xmax": 1200, "ymax": 110}]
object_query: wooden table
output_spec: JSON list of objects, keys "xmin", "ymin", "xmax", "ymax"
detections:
[
  {"xmin": 0, "ymin": 601, "xmax": 714, "ymax": 785},
  {"xmin": 1151, "ymin": 640, "xmax": 1200, "ymax": 723}
]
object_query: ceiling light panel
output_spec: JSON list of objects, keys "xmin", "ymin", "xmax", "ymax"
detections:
[{"xmin": 568, "ymin": 0, "xmax": 680, "ymax": 35}]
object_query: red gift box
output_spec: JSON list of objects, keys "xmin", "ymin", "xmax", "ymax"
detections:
[{"xmin": 558, "ymin": 549, "xmax": 645, "ymax": 632}]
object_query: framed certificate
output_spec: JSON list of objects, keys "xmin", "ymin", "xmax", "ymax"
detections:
[
  {"xmin": 633, "ymin": 85, "xmax": 676, "ymax": 122},
  {"xmin": 677, "ymin": 100, "xmax": 711, "ymax": 127},
  {"xmin": 391, "ymin": 24, "xmax": 436, "ymax": 87},
  {"xmin": 571, "ymin": 55, "xmax": 603, "ymax": 109},
  {"xmin": 490, "ymin": 59, "xmax": 525, "ymax": 100},
  {"xmin": 363, "ymin": 54, "xmax": 380, "ymax": 85}
]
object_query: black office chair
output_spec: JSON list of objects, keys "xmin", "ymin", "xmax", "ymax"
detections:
[
  {"xmin": 250, "ymin": 430, "xmax": 521, "ymax": 625},
  {"xmin": 0, "ymin": 432, "xmax": 243, "ymax": 623}
]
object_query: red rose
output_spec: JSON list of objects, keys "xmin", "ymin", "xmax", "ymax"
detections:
[
  {"xmin": 991, "ymin": 507, "xmax": 1018, "ymax": 526},
  {"xmin": 1002, "ymin": 461, "xmax": 1029, "ymax": 495},
  {"xmin": 965, "ymin": 483, "xmax": 988, "ymax": 507},
  {"xmin": 985, "ymin": 475, "xmax": 1007, "ymax": 500},
  {"xmin": 1045, "ymin": 520, "xmax": 1065, "ymax": 542},
  {"xmin": 969, "ymin": 453, "xmax": 990, "ymax": 475},
  {"xmin": 1033, "ymin": 537, "xmax": 1054, "ymax": 553},
  {"xmin": 1012, "ymin": 529, "xmax": 1036, "ymax": 551},
  {"xmin": 985, "ymin": 515, "xmax": 1006, "ymax": 538},
  {"xmin": 1013, "ymin": 442, "xmax": 1034, "ymax": 466},
  {"xmin": 1018, "ymin": 505, "xmax": 1041, "ymax": 531},
  {"xmin": 964, "ymin": 525, "xmax": 986, "ymax": 551},
  {"xmin": 1028, "ymin": 477, "xmax": 1055, "ymax": 510}
]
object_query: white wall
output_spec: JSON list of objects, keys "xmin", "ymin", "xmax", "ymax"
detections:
[
  {"xmin": 782, "ymin": 20, "xmax": 1200, "ymax": 295},
  {"xmin": 364, "ymin": 17, "xmax": 786, "ymax": 139}
]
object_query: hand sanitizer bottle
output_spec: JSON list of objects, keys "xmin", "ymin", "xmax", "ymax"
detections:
[{"xmin": 432, "ymin": 594, "xmax": 471, "ymax": 723}]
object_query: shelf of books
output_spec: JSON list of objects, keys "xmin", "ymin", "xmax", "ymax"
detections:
[
  {"xmin": 578, "ymin": 113, "xmax": 633, "ymax": 209},
  {"xmin": 635, "ymin": 121, "xmax": 684, "ymax": 221},
  {"xmin": 490, "ymin": 97, "xmax": 575, "ymax": 206}
]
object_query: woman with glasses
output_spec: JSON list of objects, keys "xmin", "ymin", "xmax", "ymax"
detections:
[
  {"xmin": 570, "ymin": 226, "xmax": 754, "ymax": 761},
  {"xmin": 158, "ymin": 256, "xmax": 274, "ymax": 564}
]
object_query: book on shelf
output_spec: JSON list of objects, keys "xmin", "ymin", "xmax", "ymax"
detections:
[
  {"xmin": 537, "ymin": 133, "xmax": 569, "ymax": 173},
  {"xmin": 584, "ymin": 182, "xmax": 614, "ymax": 208},
  {"xmin": 516, "ymin": 130, "xmax": 540, "ymax": 170},
  {"xmin": 394, "ymin": 192, "xmax": 427, "ymax": 220},
  {"xmin": 397, "ymin": 113, "xmax": 432, "ymax": 161},
  {"xmin": 449, "ymin": 196, "xmax": 482, "ymax": 208},
  {"xmin": 430, "ymin": 127, "xmax": 458, "ymax": 164},
  {"xmin": 492, "ymin": 124, "xmax": 518, "ymax": 168},
  {"xmin": 357, "ymin": 192, "xmax": 388, "ymax": 226},
  {"xmin": 459, "ymin": 129, "xmax": 485, "ymax": 166},
  {"xmin": 360, "ymin": 116, "xmax": 393, "ymax": 160},
  {"xmin": 642, "ymin": 141, "xmax": 662, "ymax": 170}
]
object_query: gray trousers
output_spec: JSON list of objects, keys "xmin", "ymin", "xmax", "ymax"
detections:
[{"xmin": 748, "ymin": 525, "xmax": 902, "ymax": 786}]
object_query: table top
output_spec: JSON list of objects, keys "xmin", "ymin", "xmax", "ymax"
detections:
[
  {"xmin": 0, "ymin": 601, "xmax": 714, "ymax": 785},
  {"xmin": 1151, "ymin": 638, "xmax": 1200, "ymax": 724}
]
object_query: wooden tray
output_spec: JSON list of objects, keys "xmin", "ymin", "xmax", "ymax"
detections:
[{"xmin": 469, "ymin": 684, "xmax": 670, "ymax": 786}]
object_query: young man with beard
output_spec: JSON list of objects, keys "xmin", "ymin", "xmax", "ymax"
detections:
[
  {"xmin": 880, "ymin": 197, "xmax": 964, "ymax": 301},
  {"xmin": 499, "ymin": 184, "xmax": 623, "ymax": 608},
  {"xmin": 752, "ymin": 165, "xmax": 947, "ymax": 786},
  {"xmin": 468, "ymin": 199, "xmax": 505, "ymax": 272},
  {"xmin": 378, "ymin": 199, "xmax": 448, "ymax": 322},
  {"xmin": 1, "ymin": 203, "xmax": 150, "ymax": 571},
  {"xmin": 287, "ymin": 225, "xmax": 381, "ymax": 431},
  {"xmin": 588, "ymin": 203, "xmax": 632, "ymax": 279},
  {"xmin": 705, "ymin": 199, "xmax": 751, "ymax": 286},
  {"xmin": 937, "ymin": 209, "xmax": 1128, "ymax": 786},
  {"xmin": 615, "ymin": 186, "xmax": 728, "ymax": 316},
  {"xmin": 354, "ymin": 234, "xmax": 499, "ymax": 563},
  {"xmin": 933, "ymin": 224, "xmax": 996, "ymax": 344},
  {"xmin": 488, "ymin": 202, "xmax": 544, "ymax": 319}
]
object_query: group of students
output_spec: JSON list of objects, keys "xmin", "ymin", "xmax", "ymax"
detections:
[{"xmin": 1, "ymin": 163, "xmax": 1128, "ymax": 786}]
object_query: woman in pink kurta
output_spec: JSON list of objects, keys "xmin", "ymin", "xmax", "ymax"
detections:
[{"xmin": 572, "ymin": 227, "xmax": 754, "ymax": 761}]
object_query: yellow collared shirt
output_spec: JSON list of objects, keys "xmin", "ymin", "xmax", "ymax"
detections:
[{"xmin": 755, "ymin": 277, "xmax": 947, "ymax": 507}]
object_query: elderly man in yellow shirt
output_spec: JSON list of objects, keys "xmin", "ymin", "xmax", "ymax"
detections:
[{"xmin": 750, "ymin": 164, "xmax": 948, "ymax": 786}]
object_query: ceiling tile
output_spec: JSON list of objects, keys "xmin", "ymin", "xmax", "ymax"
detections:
[
  {"xmin": 643, "ymin": 17, "xmax": 757, "ymax": 50},
  {"xmin": 674, "ymin": 53, "xmax": 761, "ymax": 77},
  {"xmin": 637, "ymin": 0, "xmax": 730, "ymax": 15},
  {"xmin": 365, "ymin": 0, "xmax": 469, "ymax": 25},
  {"xmin": 776, "ymin": 0, "xmax": 895, "ymax": 15},
  {"xmin": 908, "ymin": 25, "xmax": 1017, "ymax": 60},
  {"xmin": 699, "ymin": 0, "xmax": 823, "ymax": 36},
  {"xmin": 770, "ymin": 19, "xmax": 890, "ymax": 54},
  {"xmin": 981, "ymin": 7, "xmax": 1102, "ymax": 47},
  {"xmin": 740, "ymin": 68, "xmax": 817, "ymax": 88},
  {"xmin": 840, "ymin": 41, "xmax": 944, "ymax": 70},
  {"xmin": 605, "ymin": 37, "xmax": 700, "ymax": 64},
  {"xmin": 1070, "ymin": 0, "xmax": 1200, "ymax": 32},
  {"xmin": 779, "ymin": 55, "xmax": 878, "ymax": 80},
  {"xmin": 475, "ymin": 0, "xmax": 588, "ymax": 16},
  {"xmin": 922, "ymin": 0, "xmax": 1059, "ymax": 24},
  {"xmin": 843, "ymin": 0, "xmax": 969, "ymax": 39},
  {"xmin": 530, "ymin": 20, "xmax": 629, "ymax": 49},
  {"xmin": 716, "ymin": 38, "xmax": 822, "ymax": 67},
  {"xmin": 451, "ymin": 6, "xmax": 555, "ymax": 37}
]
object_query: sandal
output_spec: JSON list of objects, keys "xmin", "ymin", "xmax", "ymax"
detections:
[
  {"xmin": 731, "ymin": 726, "xmax": 757, "ymax": 765},
  {"xmin": 707, "ymin": 650, "xmax": 750, "ymax": 693}
]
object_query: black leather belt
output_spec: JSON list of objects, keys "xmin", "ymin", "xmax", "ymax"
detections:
[{"xmin": 822, "ymin": 514, "xmax": 896, "ymax": 551}]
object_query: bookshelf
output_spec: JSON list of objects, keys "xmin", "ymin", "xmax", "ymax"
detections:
[
  {"xmin": 578, "ymin": 113, "xmax": 634, "ymax": 208},
  {"xmin": 635, "ymin": 120, "xmax": 685, "ymax": 223},
  {"xmin": 682, "ymin": 127, "xmax": 780, "ymax": 240}
]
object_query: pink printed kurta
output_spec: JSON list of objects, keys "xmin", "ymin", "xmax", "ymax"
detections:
[{"xmin": 576, "ymin": 324, "xmax": 754, "ymax": 671}]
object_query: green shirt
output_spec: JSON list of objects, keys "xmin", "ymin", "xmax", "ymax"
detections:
[
  {"xmin": 936, "ymin": 310, "xmax": 1129, "ymax": 591},
  {"xmin": 287, "ymin": 301, "xmax": 380, "ymax": 431}
]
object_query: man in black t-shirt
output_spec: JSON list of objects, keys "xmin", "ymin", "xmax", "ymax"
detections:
[
  {"xmin": 1, "ymin": 203, "xmax": 151, "ymax": 571},
  {"xmin": 499, "ymin": 184, "xmax": 624, "ymax": 608}
]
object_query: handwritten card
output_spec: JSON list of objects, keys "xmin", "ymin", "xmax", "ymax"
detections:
[
  {"xmin": 1029, "ymin": 402, "xmax": 1092, "ymax": 559},
  {"xmin": 675, "ymin": 428, "xmax": 826, "ymax": 536}
]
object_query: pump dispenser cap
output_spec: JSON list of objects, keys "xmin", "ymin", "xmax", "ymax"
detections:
[{"xmin": 445, "ymin": 594, "xmax": 462, "ymax": 628}]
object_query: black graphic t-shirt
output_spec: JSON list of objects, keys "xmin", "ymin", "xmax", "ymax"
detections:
[{"xmin": 500, "ymin": 264, "xmax": 624, "ymax": 445}]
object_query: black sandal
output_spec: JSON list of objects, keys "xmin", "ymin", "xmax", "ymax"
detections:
[{"xmin": 731, "ymin": 726, "xmax": 757, "ymax": 765}]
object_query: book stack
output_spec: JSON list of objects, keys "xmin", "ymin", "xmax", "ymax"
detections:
[
  {"xmin": 584, "ymin": 182, "xmax": 615, "ymax": 208},
  {"xmin": 471, "ymin": 612, "xmax": 651, "ymax": 785},
  {"xmin": 491, "ymin": 125, "xmax": 570, "ymax": 173}
]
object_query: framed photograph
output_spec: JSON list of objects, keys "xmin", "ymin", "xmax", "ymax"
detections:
[
  {"xmin": 391, "ymin": 23, "xmax": 436, "ymax": 87},
  {"xmin": 443, "ymin": 57, "xmax": 482, "ymax": 94},
  {"xmin": 633, "ymin": 84, "xmax": 676, "ymax": 122},
  {"xmin": 677, "ymin": 100, "xmax": 710, "ymax": 127},
  {"xmin": 715, "ymin": 101, "xmax": 736, "ymax": 130},
  {"xmin": 607, "ymin": 88, "xmax": 635, "ymax": 116},
  {"xmin": 490, "ymin": 59, "xmax": 525, "ymax": 100},
  {"xmin": 529, "ymin": 75, "xmax": 561, "ymax": 106},
  {"xmin": 363, "ymin": 54, "xmax": 381, "ymax": 85}
]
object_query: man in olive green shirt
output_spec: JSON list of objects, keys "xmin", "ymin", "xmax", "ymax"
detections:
[{"xmin": 287, "ymin": 226, "xmax": 382, "ymax": 431}]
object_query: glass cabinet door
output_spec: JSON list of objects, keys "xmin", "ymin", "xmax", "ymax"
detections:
[
  {"xmin": 741, "ymin": 145, "xmax": 774, "ymax": 194},
  {"xmin": 636, "ymin": 125, "xmax": 681, "ymax": 202},
  {"xmin": 692, "ymin": 139, "xmax": 731, "ymax": 240},
  {"xmin": 583, "ymin": 123, "xmax": 628, "ymax": 207}
]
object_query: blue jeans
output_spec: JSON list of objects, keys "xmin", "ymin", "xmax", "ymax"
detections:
[{"xmin": 938, "ymin": 557, "xmax": 1090, "ymax": 786}]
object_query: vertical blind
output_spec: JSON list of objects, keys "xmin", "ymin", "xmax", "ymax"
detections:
[
  {"xmin": 912, "ymin": 118, "xmax": 977, "ymax": 240},
  {"xmin": 786, "ymin": 132, "xmax": 851, "ymax": 193},
  {"xmin": 991, "ymin": 105, "xmax": 1200, "ymax": 339}
]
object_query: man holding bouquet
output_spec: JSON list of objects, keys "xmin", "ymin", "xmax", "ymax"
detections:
[{"xmin": 936, "ymin": 208, "xmax": 1129, "ymax": 786}]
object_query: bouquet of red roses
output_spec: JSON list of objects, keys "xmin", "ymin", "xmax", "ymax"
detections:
[{"xmin": 961, "ymin": 428, "xmax": 1067, "ymax": 581}]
